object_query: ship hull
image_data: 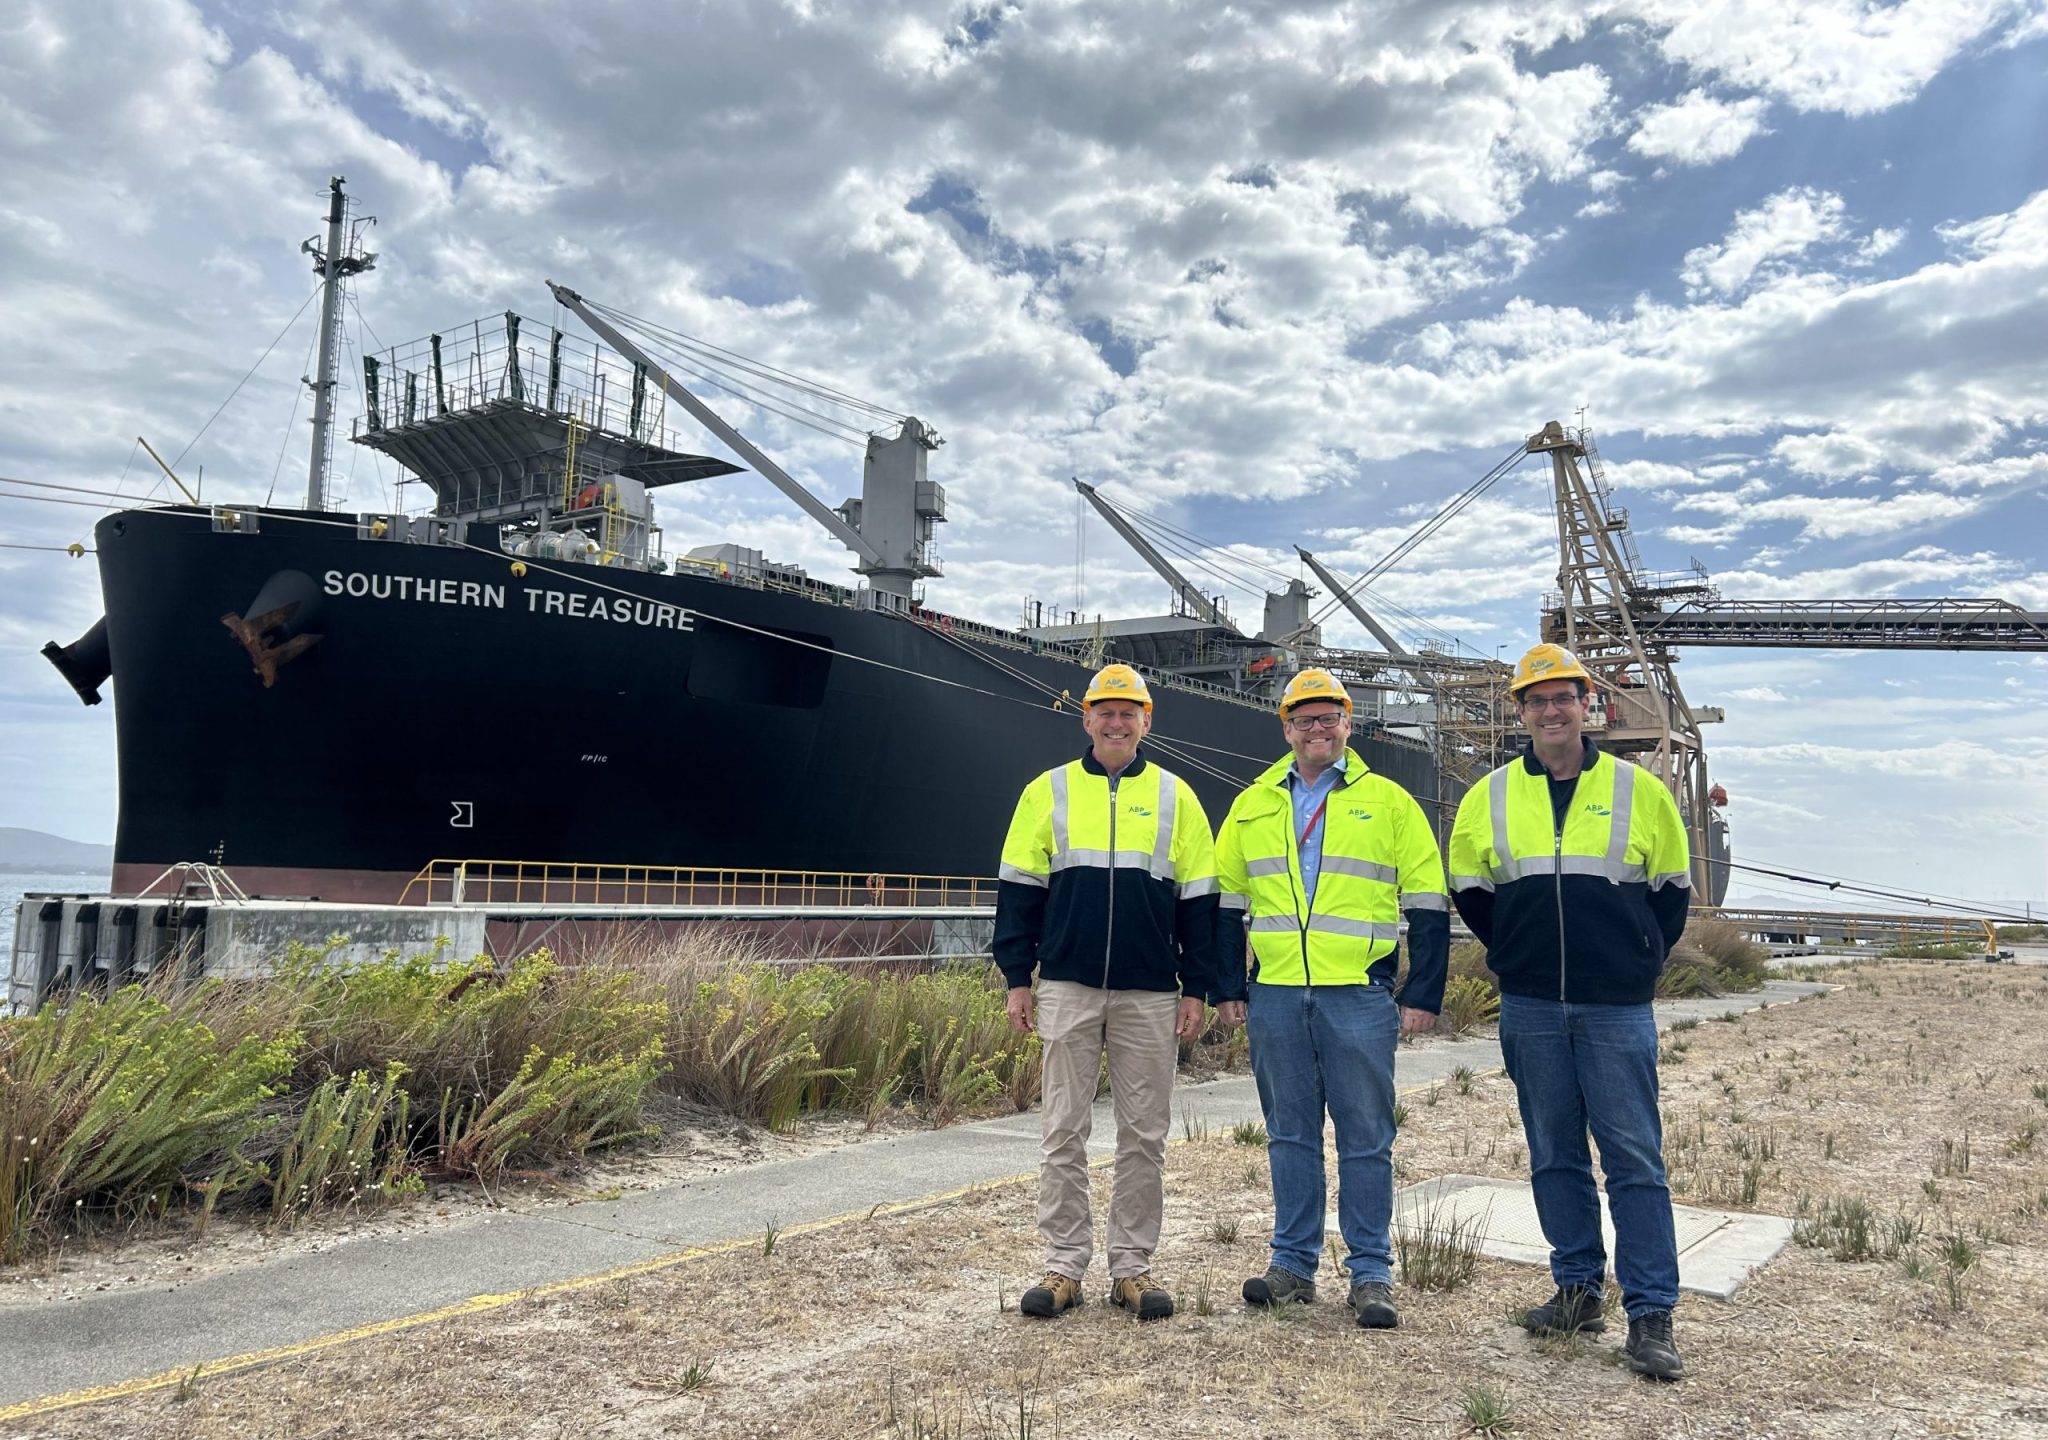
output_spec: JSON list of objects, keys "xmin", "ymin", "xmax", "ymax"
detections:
[{"xmin": 90, "ymin": 507, "xmax": 1449, "ymax": 902}]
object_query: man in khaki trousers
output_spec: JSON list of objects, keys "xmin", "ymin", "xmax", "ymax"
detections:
[{"xmin": 994, "ymin": 664, "xmax": 1222, "ymax": 1320}]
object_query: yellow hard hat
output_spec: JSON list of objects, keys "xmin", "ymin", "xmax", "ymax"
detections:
[
  {"xmin": 1278, "ymin": 668, "xmax": 1353, "ymax": 716},
  {"xmin": 1083, "ymin": 663, "xmax": 1153, "ymax": 712},
  {"xmin": 1509, "ymin": 643, "xmax": 1591, "ymax": 696}
]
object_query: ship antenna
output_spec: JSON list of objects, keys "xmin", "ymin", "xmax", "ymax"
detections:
[{"xmin": 301, "ymin": 176, "xmax": 377, "ymax": 511}]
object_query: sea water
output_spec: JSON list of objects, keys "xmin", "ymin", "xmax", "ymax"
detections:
[{"xmin": 1, "ymin": 872, "xmax": 109, "ymax": 992}]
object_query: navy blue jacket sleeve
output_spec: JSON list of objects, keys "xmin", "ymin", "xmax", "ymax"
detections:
[
  {"xmin": 1174, "ymin": 891, "xmax": 1220, "ymax": 1001},
  {"xmin": 1394, "ymin": 907, "xmax": 1452, "ymax": 1014},
  {"xmin": 993, "ymin": 879, "xmax": 1047, "ymax": 990},
  {"xmin": 1450, "ymin": 886, "xmax": 1494, "ymax": 948},
  {"xmin": 1650, "ymin": 881, "xmax": 1689, "ymax": 953},
  {"xmin": 1207, "ymin": 904, "xmax": 1249, "ymax": 1004}
]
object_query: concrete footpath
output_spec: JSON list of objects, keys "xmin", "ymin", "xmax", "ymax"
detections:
[{"xmin": 0, "ymin": 981, "xmax": 1826, "ymax": 1414}]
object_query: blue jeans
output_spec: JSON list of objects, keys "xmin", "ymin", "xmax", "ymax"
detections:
[
  {"xmin": 1498, "ymin": 993, "xmax": 1680, "ymax": 1317},
  {"xmin": 1247, "ymin": 980, "xmax": 1399, "ymax": 1286}
]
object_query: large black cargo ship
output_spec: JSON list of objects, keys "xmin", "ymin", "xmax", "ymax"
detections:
[
  {"xmin": 41, "ymin": 181, "xmax": 1451, "ymax": 903},
  {"xmin": 53, "ymin": 499, "xmax": 1445, "ymax": 903}
]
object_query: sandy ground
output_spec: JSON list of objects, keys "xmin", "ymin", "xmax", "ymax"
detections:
[{"xmin": 8, "ymin": 960, "xmax": 2048, "ymax": 1438}]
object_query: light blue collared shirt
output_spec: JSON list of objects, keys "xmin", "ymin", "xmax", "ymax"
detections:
[{"xmin": 1288, "ymin": 755, "xmax": 1348, "ymax": 906}]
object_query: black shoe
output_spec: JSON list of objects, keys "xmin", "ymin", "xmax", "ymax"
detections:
[
  {"xmin": 1521, "ymin": 1284, "xmax": 1607, "ymax": 1335},
  {"xmin": 1626, "ymin": 1310, "xmax": 1685, "ymax": 1380},
  {"xmin": 1349, "ymin": 1280, "xmax": 1398, "ymax": 1329},
  {"xmin": 1242, "ymin": 1267, "xmax": 1316, "ymax": 1308},
  {"xmin": 1019, "ymin": 1271, "xmax": 1082, "ymax": 1317},
  {"xmin": 1109, "ymin": 1272, "xmax": 1175, "ymax": 1321}
]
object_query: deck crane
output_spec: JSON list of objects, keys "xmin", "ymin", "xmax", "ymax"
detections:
[
  {"xmin": 1072, "ymin": 478, "xmax": 1234, "ymax": 631},
  {"xmin": 1070, "ymin": 478, "xmax": 1324, "ymax": 653},
  {"xmin": 1293, "ymin": 546, "xmax": 1408, "ymax": 657}
]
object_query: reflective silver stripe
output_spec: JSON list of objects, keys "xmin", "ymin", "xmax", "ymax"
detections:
[
  {"xmin": 1321, "ymin": 855, "xmax": 1397, "ymax": 884},
  {"xmin": 1492, "ymin": 855, "xmax": 1646, "ymax": 884},
  {"xmin": 1218, "ymin": 892, "xmax": 1250, "ymax": 912},
  {"xmin": 1178, "ymin": 876, "xmax": 1219, "ymax": 899},
  {"xmin": 1050, "ymin": 848, "xmax": 1176, "ymax": 873},
  {"xmin": 1244, "ymin": 856, "xmax": 1291, "ymax": 878},
  {"xmin": 1449, "ymin": 872, "xmax": 1495, "ymax": 893},
  {"xmin": 1151, "ymin": 775, "xmax": 1178, "ymax": 880},
  {"xmin": 1249, "ymin": 914, "xmax": 1300, "ymax": 933},
  {"xmin": 1488, "ymin": 768, "xmax": 1512, "ymax": 882},
  {"xmin": 1400, "ymin": 892, "xmax": 1449, "ymax": 912},
  {"xmin": 1306, "ymin": 915, "xmax": 1403, "ymax": 941},
  {"xmin": 1650, "ymin": 869, "xmax": 1693, "ymax": 890},
  {"xmin": 1049, "ymin": 765, "xmax": 1071, "ymax": 855},
  {"xmin": 999, "ymin": 863, "xmax": 1048, "ymax": 888},
  {"xmin": 1607, "ymin": 761, "xmax": 1636, "ymax": 867}
]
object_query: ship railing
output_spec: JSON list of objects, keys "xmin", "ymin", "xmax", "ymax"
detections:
[
  {"xmin": 358, "ymin": 312, "xmax": 707, "ymax": 454},
  {"xmin": 401, "ymin": 860, "xmax": 998, "ymax": 911},
  {"xmin": 1694, "ymin": 906, "xmax": 2000, "ymax": 954}
]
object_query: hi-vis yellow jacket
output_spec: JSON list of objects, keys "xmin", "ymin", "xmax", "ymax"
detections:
[
  {"xmin": 1215, "ymin": 749, "xmax": 1450, "ymax": 1006},
  {"xmin": 1447, "ymin": 740, "xmax": 1691, "ymax": 1005},
  {"xmin": 993, "ymin": 749, "xmax": 1221, "ymax": 996}
]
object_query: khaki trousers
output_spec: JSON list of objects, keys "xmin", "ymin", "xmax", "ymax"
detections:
[{"xmin": 1036, "ymin": 979, "xmax": 1180, "ymax": 1280}]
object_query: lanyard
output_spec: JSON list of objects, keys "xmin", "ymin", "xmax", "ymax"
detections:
[{"xmin": 1299, "ymin": 793, "xmax": 1329, "ymax": 849}]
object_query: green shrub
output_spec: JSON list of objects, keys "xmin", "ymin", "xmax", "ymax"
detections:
[
  {"xmin": 0, "ymin": 984, "xmax": 296, "ymax": 1261},
  {"xmin": 1437, "ymin": 975, "xmax": 1501, "ymax": 1036},
  {"xmin": 269, "ymin": 1064, "xmax": 412, "ymax": 1227},
  {"xmin": 1685, "ymin": 917, "xmax": 1769, "ymax": 990},
  {"xmin": 655, "ymin": 962, "xmax": 1041, "ymax": 1131},
  {"xmin": 1881, "ymin": 941, "xmax": 1978, "ymax": 960}
]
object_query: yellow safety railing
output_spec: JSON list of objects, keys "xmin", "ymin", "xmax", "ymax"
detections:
[{"xmin": 399, "ymin": 860, "xmax": 998, "ymax": 911}]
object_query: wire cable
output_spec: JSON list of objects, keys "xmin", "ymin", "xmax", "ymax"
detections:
[
  {"xmin": 587, "ymin": 300, "xmax": 905, "ymax": 424},
  {"xmin": 602, "ymin": 312, "xmax": 877, "ymax": 448},
  {"xmin": 171, "ymin": 284, "xmax": 322, "ymax": 472}
]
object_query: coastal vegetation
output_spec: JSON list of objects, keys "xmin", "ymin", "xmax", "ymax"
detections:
[
  {"xmin": 0, "ymin": 941, "xmax": 1118, "ymax": 1262},
  {"xmin": 0, "ymin": 920, "xmax": 1770, "ymax": 1265}
]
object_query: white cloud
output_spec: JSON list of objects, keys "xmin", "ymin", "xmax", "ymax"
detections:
[
  {"xmin": 2, "ymin": 0, "xmax": 2046, "ymax": 910},
  {"xmin": 1634, "ymin": 0, "xmax": 2034, "ymax": 115},
  {"xmin": 1627, "ymin": 90, "xmax": 1770, "ymax": 165},
  {"xmin": 1714, "ymin": 738, "xmax": 2038, "ymax": 784},
  {"xmin": 1680, "ymin": 187, "xmax": 1848, "ymax": 296},
  {"xmin": 1728, "ymin": 686, "xmax": 1788, "ymax": 701}
]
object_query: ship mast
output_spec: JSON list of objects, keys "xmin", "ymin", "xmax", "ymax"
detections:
[{"xmin": 302, "ymin": 176, "xmax": 376, "ymax": 512}]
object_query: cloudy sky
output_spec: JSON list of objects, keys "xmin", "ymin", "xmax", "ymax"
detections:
[{"xmin": 3, "ymin": 0, "xmax": 2045, "ymax": 913}]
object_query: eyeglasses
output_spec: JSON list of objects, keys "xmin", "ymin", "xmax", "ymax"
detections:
[
  {"xmin": 1286, "ymin": 712, "xmax": 1348, "ymax": 732},
  {"xmin": 1519, "ymin": 693, "xmax": 1584, "ymax": 712}
]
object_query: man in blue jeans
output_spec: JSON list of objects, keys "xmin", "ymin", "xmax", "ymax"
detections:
[
  {"xmin": 1448, "ymin": 644, "xmax": 1693, "ymax": 1380},
  {"xmin": 1215, "ymin": 669, "xmax": 1449, "ymax": 1329}
]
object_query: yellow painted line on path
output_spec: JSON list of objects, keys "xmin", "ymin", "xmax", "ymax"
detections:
[
  {"xmin": 0, "ymin": 1173, "xmax": 1031, "ymax": 1423},
  {"xmin": 2, "ymin": 1073, "xmax": 1459, "ymax": 1422}
]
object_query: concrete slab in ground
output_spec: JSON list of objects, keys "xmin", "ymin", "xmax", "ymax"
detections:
[{"xmin": 1386, "ymin": 1173, "xmax": 1793, "ymax": 1299}]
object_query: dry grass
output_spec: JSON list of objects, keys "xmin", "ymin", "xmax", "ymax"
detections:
[{"xmin": 14, "ymin": 962, "xmax": 2048, "ymax": 1439}]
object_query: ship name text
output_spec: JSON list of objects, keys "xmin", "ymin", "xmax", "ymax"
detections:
[{"xmin": 323, "ymin": 570, "xmax": 694, "ymax": 630}]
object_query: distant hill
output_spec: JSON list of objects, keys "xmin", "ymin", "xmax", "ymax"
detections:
[{"xmin": 0, "ymin": 828, "xmax": 113, "ymax": 875}]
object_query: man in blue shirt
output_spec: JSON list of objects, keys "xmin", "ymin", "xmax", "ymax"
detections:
[{"xmin": 1215, "ymin": 668, "xmax": 1450, "ymax": 1328}]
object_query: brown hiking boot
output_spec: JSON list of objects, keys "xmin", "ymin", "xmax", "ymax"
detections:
[
  {"xmin": 1109, "ymin": 1272, "xmax": 1175, "ymax": 1321},
  {"xmin": 1019, "ymin": 1271, "xmax": 1082, "ymax": 1318}
]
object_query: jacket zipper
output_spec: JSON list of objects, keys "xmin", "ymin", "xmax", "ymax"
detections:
[
  {"xmin": 1102, "ymin": 771, "xmax": 1118, "ymax": 991},
  {"xmin": 1553, "ymin": 818, "xmax": 1567, "ymax": 1002},
  {"xmin": 1294, "ymin": 869, "xmax": 1311, "ymax": 988},
  {"xmin": 1293, "ymin": 779, "xmax": 1313, "ymax": 988}
]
